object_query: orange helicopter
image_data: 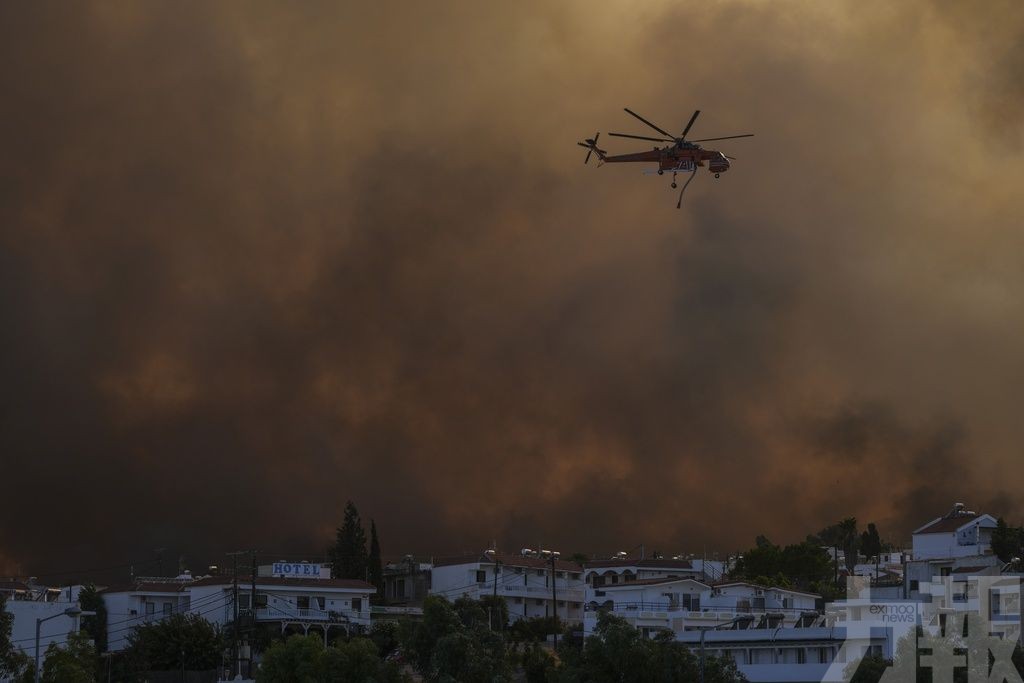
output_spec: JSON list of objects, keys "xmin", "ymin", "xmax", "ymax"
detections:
[{"xmin": 577, "ymin": 108, "xmax": 753, "ymax": 208}]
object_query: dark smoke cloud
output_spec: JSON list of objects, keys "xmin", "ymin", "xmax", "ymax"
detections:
[{"xmin": 1, "ymin": 0, "xmax": 1023, "ymax": 578}]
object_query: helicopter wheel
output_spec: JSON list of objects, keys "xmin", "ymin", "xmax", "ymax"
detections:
[
  {"xmin": 657, "ymin": 170, "xmax": 664, "ymax": 175},
  {"xmin": 715, "ymin": 173, "xmax": 720, "ymax": 178},
  {"xmin": 671, "ymin": 182, "xmax": 677, "ymax": 189}
]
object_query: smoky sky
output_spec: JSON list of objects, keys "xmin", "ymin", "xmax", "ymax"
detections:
[{"xmin": 2, "ymin": 0, "xmax": 1024, "ymax": 578}]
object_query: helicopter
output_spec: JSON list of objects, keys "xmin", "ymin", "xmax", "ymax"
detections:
[{"xmin": 577, "ymin": 108, "xmax": 753, "ymax": 208}]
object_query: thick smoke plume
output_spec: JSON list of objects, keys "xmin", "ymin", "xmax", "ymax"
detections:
[{"xmin": 1, "ymin": 0, "xmax": 1023, "ymax": 577}]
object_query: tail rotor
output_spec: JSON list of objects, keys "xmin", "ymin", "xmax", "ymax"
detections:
[{"xmin": 576, "ymin": 131, "xmax": 605, "ymax": 164}]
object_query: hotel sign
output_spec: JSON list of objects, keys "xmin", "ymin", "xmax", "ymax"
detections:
[{"xmin": 272, "ymin": 562, "xmax": 326, "ymax": 578}]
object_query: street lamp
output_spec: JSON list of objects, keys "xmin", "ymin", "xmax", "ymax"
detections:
[
  {"xmin": 34, "ymin": 606, "xmax": 96, "ymax": 683},
  {"xmin": 698, "ymin": 615, "xmax": 752, "ymax": 683}
]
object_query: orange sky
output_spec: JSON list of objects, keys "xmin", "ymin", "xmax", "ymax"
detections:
[{"xmin": 1, "ymin": 0, "xmax": 1023, "ymax": 576}]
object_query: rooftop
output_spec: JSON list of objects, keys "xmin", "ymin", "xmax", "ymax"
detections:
[
  {"xmin": 433, "ymin": 552, "xmax": 581, "ymax": 573},
  {"xmin": 584, "ymin": 559, "xmax": 695, "ymax": 570}
]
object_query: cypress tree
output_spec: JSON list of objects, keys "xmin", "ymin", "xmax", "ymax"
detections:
[
  {"xmin": 368, "ymin": 519, "xmax": 384, "ymax": 602},
  {"xmin": 330, "ymin": 501, "xmax": 369, "ymax": 580}
]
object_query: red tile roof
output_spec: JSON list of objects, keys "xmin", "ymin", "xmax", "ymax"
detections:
[
  {"xmin": 189, "ymin": 575, "xmax": 375, "ymax": 591},
  {"xmin": 914, "ymin": 514, "xmax": 984, "ymax": 535},
  {"xmin": 101, "ymin": 576, "xmax": 375, "ymax": 594},
  {"xmin": 952, "ymin": 565, "xmax": 996, "ymax": 575}
]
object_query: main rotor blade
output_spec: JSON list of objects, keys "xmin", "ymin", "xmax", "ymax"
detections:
[
  {"xmin": 608, "ymin": 132, "xmax": 674, "ymax": 142},
  {"xmin": 623, "ymin": 108, "xmax": 673, "ymax": 138},
  {"xmin": 689, "ymin": 134, "xmax": 755, "ymax": 143},
  {"xmin": 680, "ymin": 110, "xmax": 701, "ymax": 140}
]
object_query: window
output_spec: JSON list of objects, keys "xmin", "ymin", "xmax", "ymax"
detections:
[
  {"xmin": 352, "ymin": 598, "xmax": 362, "ymax": 612},
  {"xmin": 476, "ymin": 570, "xmax": 487, "ymax": 583},
  {"xmin": 238, "ymin": 594, "xmax": 251, "ymax": 609},
  {"xmin": 145, "ymin": 602, "xmax": 155, "ymax": 615},
  {"xmin": 297, "ymin": 596, "xmax": 310, "ymax": 610},
  {"xmin": 910, "ymin": 580, "xmax": 920, "ymax": 591},
  {"xmin": 514, "ymin": 597, "xmax": 522, "ymax": 604},
  {"xmin": 536, "ymin": 569, "xmax": 544, "ymax": 577},
  {"xmin": 396, "ymin": 578, "xmax": 406, "ymax": 598},
  {"xmin": 535, "ymin": 599, "xmax": 544, "ymax": 606},
  {"xmin": 162, "ymin": 602, "xmax": 172, "ymax": 616},
  {"xmin": 255, "ymin": 593, "xmax": 267, "ymax": 609}
]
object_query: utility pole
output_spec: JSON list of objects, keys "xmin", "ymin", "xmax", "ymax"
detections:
[
  {"xmin": 226, "ymin": 550, "xmax": 250, "ymax": 679},
  {"xmin": 233, "ymin": 555, "xmax": 238, "ymax": 677},
  {"xmin": 251, "ymin": 551, "xmax": 257, "ymax": 609},
  {"xmin": 550, "ymin": 555, "xmax": 558, "ymax": 651},
  {"xmin": 250, "ymin": 550, "xmax": 257, "ymax": 679},
  {"xmin": 491, "ymin": 557, "xmax": 502, "ymax": 631}
]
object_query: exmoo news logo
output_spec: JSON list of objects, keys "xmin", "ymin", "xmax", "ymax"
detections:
[{"xmin": 823, "ymin": 577, "xmax": 1024, "ymax": 683}]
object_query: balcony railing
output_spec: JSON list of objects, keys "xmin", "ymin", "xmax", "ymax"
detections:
[
  {"xmin": 254, "ymin": 607, "xmax": 368, "ymax": 623},
  {"xmin": 584, "ymin": 603, "xmax": 808, "ymax": 621},
  {"xmin": 474, "ymin": 582, "xmax": 584, "ymax": 602}
]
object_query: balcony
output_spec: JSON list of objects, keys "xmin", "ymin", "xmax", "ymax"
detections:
[
  {"xmin": 476, "ymin": 582, "xmax": 584, "ymax": 603},
  {"xmin": 254, "ymin": 607, "xmax": 369, "ymax": 624},
  {"xmin": 584, "ymin": 603, "xmax": 809, "ymax": 623}
]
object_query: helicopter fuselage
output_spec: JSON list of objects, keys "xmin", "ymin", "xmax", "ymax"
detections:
[{"xmin": 602, "ymin": 144, "xmax": 730, "ymax": 174}]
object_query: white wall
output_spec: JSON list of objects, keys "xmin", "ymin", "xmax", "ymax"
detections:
[{"xmin": 4, "ymin": 600, "xmax": 83, "ymax": 670}]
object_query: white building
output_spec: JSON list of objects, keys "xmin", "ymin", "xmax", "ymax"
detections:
[
  {"xmin": 0, "ymin": 580, "xmax": 89, "ymax": 680},
  {"xmin": 430, "ymin": 551, "xmax": 585, "ymax": 624},
  {"xmin": 101, "ymin": 573, "xmax": 375, "ymax": 651},
  {"xmin": 584, "ymin": 579, "xmax": 820, "ymax": 638},
  {"xmin": 582, "ymin": 577, "xmax": 893, "ymax": 683},
  {"xmin": 911, "ymin": 503, "xmax": 997, "ymax": 561},
  {"xmin": 904, "ymin": 503, "xmax": 1000, "ymax": 600}
]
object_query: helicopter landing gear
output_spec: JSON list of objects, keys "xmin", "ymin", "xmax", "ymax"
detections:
[
  {"xmin": 671, "ymin": 171, "xmax": 678, "ymax": 189},
  {"xmin": 714, "ymin": 173, "xmax": 720, "ymax": 178},
  {"xmin": 657, "ymin": 169, "xmax": 664, "ymax": 175}
]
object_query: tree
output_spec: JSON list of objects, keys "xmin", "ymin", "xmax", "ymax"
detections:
[
  {"xmin": 78, "ymin": 584, "xmax": 107, "ymax": 657},
  {"xmin": 567, "ymin": 553, "xmax": 590, "ymax": 567},
  {"xmin": 815, "ymin": 518, "xmax": 860, "ymax": 572},
  {"xmin": 556, "ymin": 612, "xmax": 746, "ymax": 683},
  {"xmin": 399, "ymin": 595, "xmax": 510, "ymax": 681},
  {"xmin": 368, "ymin": 519, "xmax": 384, "ymax": 602},
  {"xmin": 330, "ymin": 501, "xmax": 369, "ymax": 580},
  {"xmin": 123, "ymin": 612, "xmax": 222, "ymax": 675},
  {"xmin": 732, "ymin": 539, "xmax": 831, "ymax": 591},
  {"xmin": 478, "ymin": 595, "xmax": 509, "ymax": 631},
  {"xmin": 256, "ymin": 634, "xmax": 326, "ymax": 682},
  {"xmin": 859, "ymin": 523, "xmax": 882, "ymax": 563},
  {"xmin": 400, "ymin": 595, "xmax": 464, "ymax": 675},
  {"xmin": 41, "ymin": 631, "xmax": 95, "ymax": 683},
  {"xmin": 992, "ymin": 517, "xmax": 1022, "ymax": 563},
  {"xmin": 368, "ymin": 620, "xmax": 400, "ymax": 658},
  {"xmin": 321, "ymin": 638, "xmax": 404, "ymax": 682}
]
